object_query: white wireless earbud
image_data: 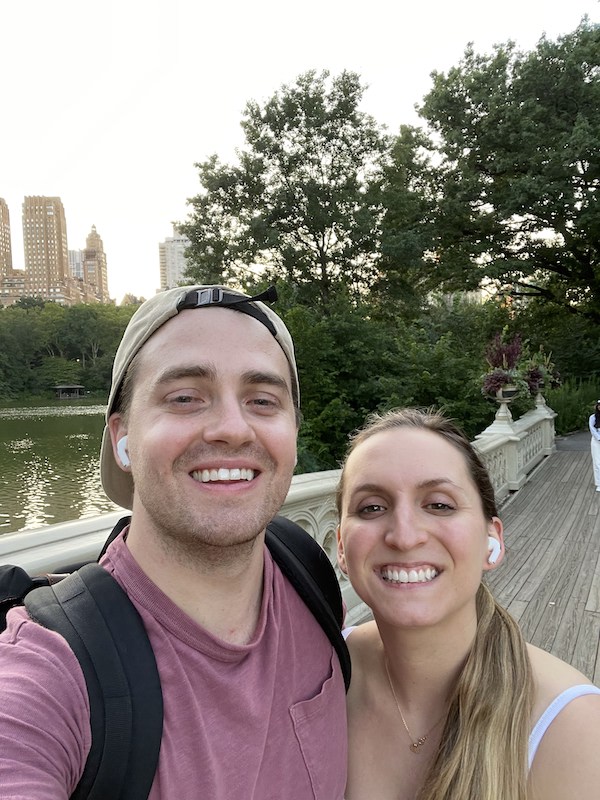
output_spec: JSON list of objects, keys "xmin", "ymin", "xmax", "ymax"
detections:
[
  {"xmin": 117, "ymin": 436, "xmax": 130, "ymax": 468},
  {"xmin": 487, "ymin": 536, "xmax": 501, "ymax": 565}
]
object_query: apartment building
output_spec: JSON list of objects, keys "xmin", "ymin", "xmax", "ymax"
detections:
[
  {"xmin": 159, "ymin": 226, "xmax": 191, "ymax": 290},
  {"xmin": 22, "ymin": 196, "xmax": 74, "ymax": 302}
]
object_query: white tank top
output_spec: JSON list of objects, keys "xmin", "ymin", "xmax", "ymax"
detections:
[
  {"xmin": 343, "ymin": 629, "xmax": 600, "ymax": 773},
  {"xmin": 528, "ymin": 684, "xmax": 600, "ymax": 769}
]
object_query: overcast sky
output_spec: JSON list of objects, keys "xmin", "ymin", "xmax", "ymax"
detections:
[{"xmin": 2, "ymin": 0, "xmax": 598, "ymax": 303}]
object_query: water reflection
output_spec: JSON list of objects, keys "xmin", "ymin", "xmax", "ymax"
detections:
[{"xmin": 0, "ymin": 404, "xmax": 120, "ymax": 534}]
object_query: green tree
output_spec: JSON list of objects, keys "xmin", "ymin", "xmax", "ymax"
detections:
[
  {"xmin": 375, "ymin": 124, "xmax": 439, "ymax": 317},
  {"xmin": 37, "ymin": 355, "xmax": 83, "ymax": 388},
  {"xmin": 409, "ymin": 18, "xmax": 600, "ymax": 321},
  {"xmin": 179, "ymin": 70, "xmax": 390, "ymax": 306},
  {"xmin": 13, "ymin": 296, "xmax": 46, "ymax": 310},
  {"xmin": 38, "ymin": 302, "xmax": 68, "ymax": 358},
  {"xmin": 0, "ymin": 306, "xmax": 45, "ymax": 395}
]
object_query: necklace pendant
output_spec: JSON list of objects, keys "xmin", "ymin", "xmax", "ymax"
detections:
[{"xmin": 410, "ymin": 736, "xmax": 428, "ymax": 752}]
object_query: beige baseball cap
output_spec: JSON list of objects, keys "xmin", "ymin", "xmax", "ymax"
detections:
[{"xmin": 100, "ymin": 285, "xmax": 299, "ymax": 509}]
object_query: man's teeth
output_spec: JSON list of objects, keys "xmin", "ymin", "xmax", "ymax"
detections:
[
  {"xmin": 381, "ymin": 567, "xmax": 438, "ymax": 584},
  {"xmin": 191, "ymin": 468, "xmax": 255, "ymax": 483}
]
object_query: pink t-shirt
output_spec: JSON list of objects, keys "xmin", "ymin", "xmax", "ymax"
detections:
[{"xmin": 0, "ymin": 533, "xmax": 347, "ymax": 799}]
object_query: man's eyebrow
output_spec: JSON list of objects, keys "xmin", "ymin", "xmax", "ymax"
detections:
[
  {"xmin": 242, "ymin": 370, "xmax": 291, "ymax": 396},
  {"xmin": 155, "ymin": 365, "xmax": 216, "ymax": 385},
  {"xmin": 153, "ymin": 365, "xmax": 290, "ymax": 396}
]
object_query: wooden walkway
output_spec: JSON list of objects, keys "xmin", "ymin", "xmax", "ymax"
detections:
[{"xmin": 486, "ymin": 433, "xmax": 600, "ymax": 683}]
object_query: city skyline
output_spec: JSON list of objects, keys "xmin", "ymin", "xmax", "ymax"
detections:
[
  {"xmin": 0, "ymin": 196, "xmax": 110, "ymax": 306},
  {"xmin": 2, "ymin": 0, "xmax": 598, "ymax": 304}
]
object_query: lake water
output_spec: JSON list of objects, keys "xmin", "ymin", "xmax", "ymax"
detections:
[{"xmin": 0, "ymin": 404, "xmax": 120, "ymax": 535}]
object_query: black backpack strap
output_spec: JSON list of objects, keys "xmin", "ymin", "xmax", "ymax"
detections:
[
  {"xmin": 0, "ymin": 565, "xmax": 49, "ymax": 629},
  {"xmin": 98, "ymin": 516, "xmax": 131, "ymax": 560},
  {"xmin": 25, "ymin": 563, "xmax": 163, "ymax": 800},
  {"xmin": 266, "ymin": 516, "xmax": 351, "ymax": 690}
]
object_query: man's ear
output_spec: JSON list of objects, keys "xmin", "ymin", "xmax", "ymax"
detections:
[
  {"xmin": 108, "ymin": 413, "xmax": 129, "ymax": 471},
  {"xmin": 337, "ymin": 526, "xmax": 348, "ymax": 575},
  {"xmin": 483, "ymin": 517, "xmax": 504, "ymax": 571}
]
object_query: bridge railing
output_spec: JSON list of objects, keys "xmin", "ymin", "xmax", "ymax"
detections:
[
  {"xmin": 473, "ymin": 394, "xmax": 556, "ymax": 501},
  {"xmin": 0, "ymin": 400, "xmax": 556, "ymax": 627}
]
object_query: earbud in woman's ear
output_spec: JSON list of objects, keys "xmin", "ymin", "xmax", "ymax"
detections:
[{"xmin": 487, "ymin": 536, "xmax": 501, "ymax": 565}]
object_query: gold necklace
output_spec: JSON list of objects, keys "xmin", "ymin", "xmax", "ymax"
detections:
[{"xmin": 384, "ymin": 657, "xmax": 446, "ymax": 754}]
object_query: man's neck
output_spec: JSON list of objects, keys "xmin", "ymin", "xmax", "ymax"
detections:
[{"xmin": 125, "ymin": 519, "xmax": 266, "ymax": 644}]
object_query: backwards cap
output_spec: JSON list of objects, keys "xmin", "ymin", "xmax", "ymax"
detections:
[{"xmin": 100, "ymin": 285, "xmax": 299, "ymax": 509}]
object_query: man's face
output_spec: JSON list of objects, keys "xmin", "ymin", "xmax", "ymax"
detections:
[{"xmin": 109, "ymin": 307, "xmax": 298, "ymax": 555}]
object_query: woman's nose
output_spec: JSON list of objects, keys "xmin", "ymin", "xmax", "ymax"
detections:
[{"xmin": 384, "ymin": 504, "xmax": 428, "ymax": 551}]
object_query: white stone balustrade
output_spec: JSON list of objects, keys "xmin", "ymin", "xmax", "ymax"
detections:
[
  {"xmin": 475, "ymin": 396, "xmax": 557, "ymax": 499},
  {"xmin": 0, "ymin": 398, "xmax": 557, "ymax": 627}
]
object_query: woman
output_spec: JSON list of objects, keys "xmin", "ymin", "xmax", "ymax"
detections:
[
  {"xmin": 589, "ymin": 400, "xmax": 600, "ymax": 491},
  {"xmin": 336, "ymin": 408, "xmax": 600, "ymax": 800}
]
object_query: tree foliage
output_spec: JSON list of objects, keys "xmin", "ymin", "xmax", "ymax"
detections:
[
  {"xmin": 410, "ymin": 18, "xmax": 600, "ymax": 321},
  {"xmin": 179, "ymin": 70, "xmax": 390, "ymax": 307},
  {"xmin": 5, "ymin": 26, "xmax": 596, "ymax": 471},
  {"xmin": 0, "ymin": 302, "xmax": 136, "ymax": 399},
  {"xmin": 375, "ymin": 124, "xmax": 439, "ymax": 316}
]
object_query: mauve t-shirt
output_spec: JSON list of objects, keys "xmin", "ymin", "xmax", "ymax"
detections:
[{"xmin": 0, "ymin": 532, "xmax": 347, "ymax": 799}]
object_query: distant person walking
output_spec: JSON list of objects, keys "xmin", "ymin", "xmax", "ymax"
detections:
[{"xmin": 590, "ymin": 400, "xmax": 600, "ymax": 492}]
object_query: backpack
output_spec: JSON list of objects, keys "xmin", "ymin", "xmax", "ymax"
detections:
[{"xmin": 0, "ymin": 515, "xmax": 351, "ymax": 800}]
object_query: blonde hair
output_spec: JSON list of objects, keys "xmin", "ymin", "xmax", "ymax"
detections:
[{"xmin": 338, "ymin": 408, "xmax": 534, "ymax": 800}]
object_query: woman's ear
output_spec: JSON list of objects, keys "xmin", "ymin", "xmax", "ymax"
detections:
[
  {"xmin": 337, "ymin": 526, "xmax": 348, "ymax": 575},
  {"xmin": 483, "ymin": 517, "xmax": 504, "ymax": 571}
]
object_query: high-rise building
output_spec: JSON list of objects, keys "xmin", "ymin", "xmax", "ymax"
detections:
[
  {"xmin": 0, "ymin": 198, "xmax": 31, "ymax": 307},
  {"xmin": 159, "ymin": 226, "xmax": 191, "ymax": 290},
  {"xmin": 0, "ymin": 198, "xmax": 13, "ymax": 276},
  {"xmin": 69, "ymin": 249, "xmax": 84, "ymax": 280},
  {"xmin": 22, "ymin": 196, "xmax": 72, "ymax": 303},
  {"xmin": 82, "ymin": 225, "xmax": 109, "ymax": 302}
]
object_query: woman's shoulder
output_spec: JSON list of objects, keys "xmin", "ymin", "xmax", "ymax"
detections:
[
  {"xmin": 528, "ymin": 643, "xmax": 595, "ymax": 698},
  {"xmin": 527, "ymin": 645, "xmax": 600, "ymax": 796},
  {"xmin": 343, "ymin": 620, "xmax": 379, "ymax": 647},
  {"xmin": 343, "ymin": 621, "xmax": 382, "ymax": 669},
  {"xmin": 528, "ymin": 643, "xmax": 600, "ymax": 724}
]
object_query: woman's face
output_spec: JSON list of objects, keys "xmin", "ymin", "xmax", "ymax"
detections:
[{"xmin": 337, "ymin": 427, "xmax": 503, "ymax": 631}]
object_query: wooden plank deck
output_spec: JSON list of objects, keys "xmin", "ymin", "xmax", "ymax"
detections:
[{"xmin": 485, "ymin": 434, "xmax": 600, "ymax": 683}]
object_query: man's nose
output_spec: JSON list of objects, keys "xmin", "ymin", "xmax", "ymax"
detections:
[{"xmin": 201, "ymin": 395, "xmax": 256, "ymax": 447}]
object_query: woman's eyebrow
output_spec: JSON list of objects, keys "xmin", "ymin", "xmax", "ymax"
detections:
[
  {"xmin": 416, "ymin": 478, "xmax": 461, "ymax": 489},
  {"xmin": 350, "ymin": 483, "xmax": 384, "ymax": 495}
]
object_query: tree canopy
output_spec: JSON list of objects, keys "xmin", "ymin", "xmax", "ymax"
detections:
[
  {"xmin": 6, "ymin": 22, "xmax": 598, "ymax": 472},
  {"xmin": 0, "ymin": 302, "xmax": 136, "ymax": 398},
  {"xmin": 179, "ymin": 70, "xmax": 390, "ymax": 307},
  {"xmin": 409, "ymin": 18, "xmax": 600, "ymax": 321}
]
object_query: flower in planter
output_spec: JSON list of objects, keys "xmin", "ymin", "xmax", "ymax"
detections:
[
  {"xmin": 485, "ymin": 331, "xmax": 523, "ymax": 371},
  {"xmin": 522, "ymin": 346, "xmax": 562, "ymax": 396},
  {"xmin": 480, "ymin": 330, "xmax": 528, "ymax": 399},
  {"xmin": 481, "ymin": 369, "xmax": 517, "ymax": 396},
  {"xmin": 480, "ymin": 368, "xmax": 528, "ymax": 399}
]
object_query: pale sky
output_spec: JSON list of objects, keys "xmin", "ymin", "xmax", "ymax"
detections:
[{"xmin": 2, "ymin": 0, "xmax": 598, "ymax": 303}]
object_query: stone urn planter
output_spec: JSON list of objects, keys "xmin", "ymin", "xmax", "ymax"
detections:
[{"xmin": 495, "ymin": 384, "xmax": 519, "ymax": 402}]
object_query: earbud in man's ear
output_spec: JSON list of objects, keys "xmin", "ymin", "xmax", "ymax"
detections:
[
  {"xmin": 487, "ymin": 536, "xmax": 501, "ymax": 565},
  {"xmin": 117, "ymin": 436, "xmax": 130, "ymax": 468}
]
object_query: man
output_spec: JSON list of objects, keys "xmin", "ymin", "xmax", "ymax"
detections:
[{"xmin": 0, "ymin": 286, "xmax": 347, "ymax": 798}]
